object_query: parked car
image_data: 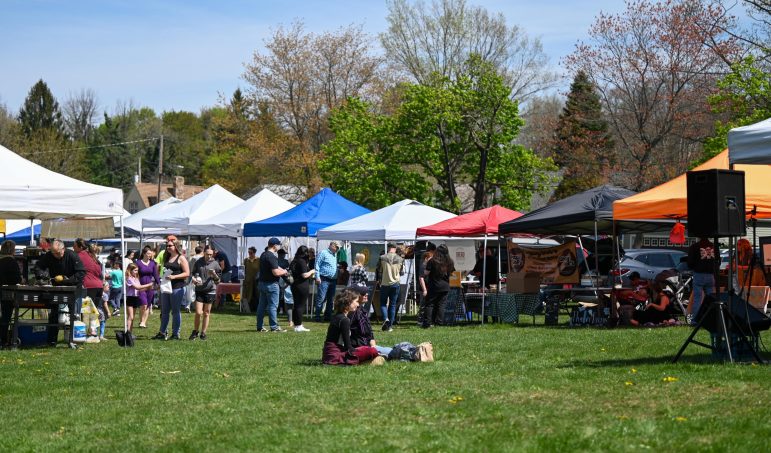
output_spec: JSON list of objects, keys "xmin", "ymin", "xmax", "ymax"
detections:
[{"xmin": 611, "ymin": 249, "xmax": 687, "ymax": 286}]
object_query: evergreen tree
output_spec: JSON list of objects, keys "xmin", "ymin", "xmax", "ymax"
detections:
[
  {"xmin": 18, "ymin": 79, "xmax": 64, "ymax": 138},
  {"xmin": 552, "ymin": 71, "xmax": 615, "ymax": 200}
]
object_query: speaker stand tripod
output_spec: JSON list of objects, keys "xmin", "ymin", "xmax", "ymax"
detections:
[
  {"xmin": 672, "ymin": 294, "xmax": 763, "ymax": 363},
  {"xmin": 673, "ymin": 235, "xmax": 763, "ymax": 363}
]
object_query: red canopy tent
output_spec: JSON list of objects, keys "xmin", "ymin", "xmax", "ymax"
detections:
[
  {"xmin": 416, "ymin": 205, "xmax": 525, "ymax": 323},
  {"xmin": 415, "ymin": 205, "xmax": 522, "ymax": 237}
]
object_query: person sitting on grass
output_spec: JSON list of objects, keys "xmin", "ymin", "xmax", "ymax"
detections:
[
  {"xmin": 344, "ymin": 285, "xmax": 391, "ymax": 359},
  {"xmin": 322, "ymin": 291, "xmax": 379, "ymax": 366},
  {"xmin": 630, "ymin": 282, "xmax": 676, "ymax": 327}
]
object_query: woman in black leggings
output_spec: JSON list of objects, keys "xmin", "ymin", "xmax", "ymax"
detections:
[{"xmin": 289, "ymin": 246, "xmax": 315, "ymax": 332}]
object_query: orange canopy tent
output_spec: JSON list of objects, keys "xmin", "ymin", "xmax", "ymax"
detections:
[{"xmin": 613, "ymin": 149, "xmax": 771, "ymax": 228}]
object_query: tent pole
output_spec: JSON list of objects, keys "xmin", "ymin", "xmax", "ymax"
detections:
[
  {"xmin": 497, "ymin": 235, "xmax": 502, "ymax": 292},
  {"xmin": 481, "ymin": 235, "xmax": 488, "ymax": 325},
  {"xmin": 593, "ymin": 220, "xmax": 600, "ymax": 298},
  {"xmin": 120, "ymin": 217, "xmax": 128, "ymax": 334},
  {"xmin": 29, "ymin": 217, "xmax": 34, "ymax": 246}
]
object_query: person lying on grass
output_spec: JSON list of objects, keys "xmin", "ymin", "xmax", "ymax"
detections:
[
  {"xmin": 630, "ymin": 283, "xmax": 677, "ymax": 327},
  {"xmin": 322, "ymin": 291, "xmax": 379, "ymax": 366},
  {"xmin": 344, "ymin": 285, "xmax": 393, "ymax": 358}
]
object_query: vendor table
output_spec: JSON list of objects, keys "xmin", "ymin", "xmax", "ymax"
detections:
[
  {"xmin": 1, "ymin": 285, "xmax": 77, "ymax": 348},
  {"xmin": 215, "ymin": 283, "xmax": 241, "ymax": 309},
  {"xmin": 462, "ymin": 292, "xmax": 541, "ymax": 324}
]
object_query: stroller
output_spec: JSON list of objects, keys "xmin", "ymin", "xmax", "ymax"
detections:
[{"xmin": 654, "ymin": 269, "xmax": 691, "ymax": 320}]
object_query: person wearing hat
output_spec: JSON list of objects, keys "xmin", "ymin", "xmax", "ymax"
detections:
[
  {"xmin": 314, "ymin": 241, "xmax": 340, "ymax": 322},
  {"xmin": 256, "ymin": 237, "xmax": 289, "ymax": 332}
]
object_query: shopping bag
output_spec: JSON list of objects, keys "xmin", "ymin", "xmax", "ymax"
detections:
[
  {"xmin": 415, "ymin": 342, "xmax": 434, "ymax": 362},
  {"xmin": 81, "ymin": 297, "xmax": 100, "ymax": 336}
]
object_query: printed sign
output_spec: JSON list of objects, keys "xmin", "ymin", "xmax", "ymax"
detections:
[{"xmin": 508, "ymin": 240, "xmax": 579, "ymax": 284}]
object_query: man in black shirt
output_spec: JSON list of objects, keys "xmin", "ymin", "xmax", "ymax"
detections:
[
  {"xmin": 472, "ymin": 247, "xmax": 498, "ymax": 288},
  {"xmin": 214, "ymin": 248, "xmax": 232, "ymax": 283},
  {"xmin": 35, "ymin": 239, "xmax": 85, "ymax": 346},
  {"xmin": 256, "ymin": 238, "xmax": 288, "ymax": 332}
]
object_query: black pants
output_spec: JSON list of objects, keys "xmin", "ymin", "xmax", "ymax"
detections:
[
  {"xmin": 290, "ymin": 284, "xmax": 309, "ymax": 326},
  {"xmin": 0, "ymin": 300, "xmax": 13, "ymax": 346},
  {"xmin": 424, "ymin": 290, "xmax": 448, "ymax": 327}
]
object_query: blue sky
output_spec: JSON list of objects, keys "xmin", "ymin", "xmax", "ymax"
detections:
[{"xmin": 0, "ymin": 0, "xmax": 748, "ymax": 115}]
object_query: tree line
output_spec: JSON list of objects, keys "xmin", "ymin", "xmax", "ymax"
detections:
[{"xmin": 0, "ymin": 0, "xmax": 768, "ymax": 212}]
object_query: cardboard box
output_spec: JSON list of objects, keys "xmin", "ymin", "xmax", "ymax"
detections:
[
  {"xmin": 507, "ymin": 272, "xmax": 541, "ymax": 294},
  {"xmin": 449, "ymin": 271, "xmax": 463, "ymax": 288}
]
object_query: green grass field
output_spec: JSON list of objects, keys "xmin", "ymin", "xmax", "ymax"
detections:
[{"xmin": 1, "ymin": 306, "xmax": 769, "ymax": 452}]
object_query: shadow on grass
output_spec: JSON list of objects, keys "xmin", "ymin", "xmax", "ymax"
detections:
[{"xmin": 560, "ymin": 352, "xmax": 768, "ymax": 367}]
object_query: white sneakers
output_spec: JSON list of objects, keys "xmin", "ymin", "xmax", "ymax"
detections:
[{"xmin": 294, "ymin": 325, "xmax": 310, "ymax": 332}]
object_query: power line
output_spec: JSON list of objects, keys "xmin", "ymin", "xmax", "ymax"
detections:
[{"xmin": 22, "ymin": 137, "xmax": 160, "ymax": 157}]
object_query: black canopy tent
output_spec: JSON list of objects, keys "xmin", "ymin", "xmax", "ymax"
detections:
[
  {"xmin": 499, "ymin": 185, "xmax": 639, "ymax": 236},
  {"xmin": 499, "ymin": 185, "xmax": 641, "ymax": 294}
]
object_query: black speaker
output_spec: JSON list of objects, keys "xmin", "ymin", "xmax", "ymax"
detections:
[
  {"xmin": 695, "ymin": 293, "xmax": 771, "ymax": 334},
  {"xmin": 687, "ymin": 169, "xmax": 745, "ymax": 237}
]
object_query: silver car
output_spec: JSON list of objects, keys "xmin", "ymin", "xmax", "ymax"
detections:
[{"xmin": 612, "ymin": 249, "xmax": 687, "ymax": 285}]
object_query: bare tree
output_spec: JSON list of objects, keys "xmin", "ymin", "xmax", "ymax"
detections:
[
  {"xmin": 62, "ymin": 88, "xmax": 99, "ymax": 141},
  {"xmin": 381, "ymin": 0, "xmax": 557, "ymax": 102},
  {"xmin": 565, "ymin": 0, "xmax": 741, "ymax": 190},
  {"xmin": 243, "ymin": 21, "xmax": 383, "ymax": 196}
]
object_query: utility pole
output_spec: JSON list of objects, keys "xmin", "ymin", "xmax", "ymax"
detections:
[
  {"xmin": 156, "ymin": 135, "xmax": 164, "ymax": 205},
  {"xmin": 137, "ymin": 156, "xmax": 142, "ymax": 182}
]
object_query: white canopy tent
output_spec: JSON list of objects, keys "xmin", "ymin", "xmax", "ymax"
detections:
[
  {"xmin": 188, "ymin": 189, "xmax": 295, "ymax": 237},
  {"xmin": 316, "ymin": 199, "xmax": 456, "ymax": 242},
  {"xmin": 728, "ymin": 117, "xmax": 771, "ymax": 165},
  {"xmin": 141, "ymin": 184, "xmax": 243, "ymax": 235},
  {"xmin": 0, "ymin": 144, "xmax": 128, "ymax": 339},
  {"xmin": 0, "ymin": 144, "xmax": 124, "ymax": 220},
  {"xmin": 122, "ymin": 197, "xmax": 182, "ymax": 236}
]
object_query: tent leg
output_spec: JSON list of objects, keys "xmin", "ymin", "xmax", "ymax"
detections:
[
  {"xmin": 481, "ymin": 235, "xmax": 487, "ymax": 325},
  {"xmin": 120, "ymin": 218, "xmax": 128, "ymax": 335}
]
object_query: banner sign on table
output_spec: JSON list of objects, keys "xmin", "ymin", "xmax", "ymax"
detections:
[{"xmin": 507, "ymin": 240, "xmax": 579, "ymax": 284}]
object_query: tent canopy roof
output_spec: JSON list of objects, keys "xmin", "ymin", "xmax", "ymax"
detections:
[
  {"xmin": 0, "ymin": 144, "xmax": 124, "ymax": 219},
  {"xmin": 317, "ymin": 199, "xmax": 456, "ymax": 242},
  {"xmin": 499, "ymin": 185, "xmax": 637, "ymax": 235},
  {"xmin": 613, "ymin": 149, "xmax": 771, "ymax": 223},
  {"xmin": 416, "ymin": 205, "xmax": 521, "ymax": 237},
  {"xmin": 188, "ymin": 189, "xmax": 295, "ymax": 237},
  {"xmin": 123, "ymin": 197, "xmax": 181, "ymax": 235},
  {"xmin": 243, "ymin": 188, "xmax": 370, "ymax": 237},
  {"xmin": 141, "ymin": 185, "xmax": 243, "ymax": 233},
  {"xmin": 728, "ymin": 117, "xmax": 771, "ymax": 165}
]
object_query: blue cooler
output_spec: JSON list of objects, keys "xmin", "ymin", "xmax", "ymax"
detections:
[{"xmin": 17, "ymin": 319, "xmax": 48, "ymax": 346}]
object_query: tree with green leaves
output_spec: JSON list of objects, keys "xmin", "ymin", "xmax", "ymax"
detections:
[
  {"xmin": 551, "ymin": 71, "xmax": 615, "ymax": 200},
  {"xmin": 321, "ymin": 56, "xmax": 554, "ymax": 212},
  {"xmin": 704, "ymin": 56, "xmax": 771, "ymax": 160},
  {"xmin": 18, "ymin": 79, "xmax": 64, "ymax": 138},
  {"xmin": 87, "ymin": 104, "xmax": 162, "ymax": 189},
  {"xmin": 320, "ymin": 97, "xmax": 432, "ymax": 209}
]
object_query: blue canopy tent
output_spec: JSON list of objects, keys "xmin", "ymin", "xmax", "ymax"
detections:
[
  {"xmin": 5, "ymin": 224, "xmax": 41, "ymax": 243},
  {"xmin": 243, "ymin": 188, "xmax": 370, "ymax": 237}
]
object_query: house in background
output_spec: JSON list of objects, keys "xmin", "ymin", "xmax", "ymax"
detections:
[{"xmin": 124, "ymin": 176, "xmax": 205, "ymax": 213}]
